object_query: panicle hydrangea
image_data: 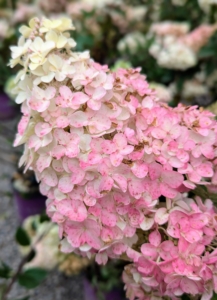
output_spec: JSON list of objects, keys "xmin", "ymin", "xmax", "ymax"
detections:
[
  {"xmin": 149, "ymin": 37, "xmax": 196, "ymax": 71},
  {"xmin": 150, "ymin": 21, "xmax": 190, "ymax": 37},
  {"xmin": 149, "ymin": 22, "xmax": 217, "ymax": 70},
  {"xmin": 11, "ymin": 17, "xmax": 217, "ymax": 300},
  {"xmin": 180, "ymin": 24, "xmax": 217, "ymax": 52}
]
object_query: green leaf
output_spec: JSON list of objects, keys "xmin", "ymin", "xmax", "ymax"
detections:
[
  {"xmin": 198, "ymin": 47, "xmax": 215, "ymax": 59},
  {"xmin": 181, "ymin": 295, "xmax": 191, "ymax": 300},
  {"xmin": 101, "ymin": 266, "xmax": 109, "ymax": 278},
  {"xmin": 18, "ymin": 268, "xmax": 47, "ymax": 289},
  {"xmin": 15, "ymin": 227, "xmax": 31, "ymax": 246},
  {"xmin": 212, "ymin": 293, "xmax": 217, "ymax": 300},
  {"xmin": 26, "ymin": 250, "xmax": 36, "ymax": 263},
  {"xmin": 76, "ymin": 34, "xmax": 94, "ymax": 51},
  {"xmin": 39, "ymin": 213, "xmax": 50, "ymax": 223},
  {"xmin": 193, "ymin": 186, "xmax": 217, "ymax": 204},
  {"xmin": 4, "ymin": 191, "xmax": 13, "ymax": 198},
  {"xmin": 0, "ymin": 262, "xmax": 12, "ymax": 278}
]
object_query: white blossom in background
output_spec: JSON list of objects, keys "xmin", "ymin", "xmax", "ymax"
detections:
[
  {"xmin": 0, "ymin": 19, "xmax": 12, "ymax": 39},
  {"xmin": 207, "ymin": 70, "xmax": 217, "ymax": 87},
  {"xmin": 150, "ymin": 21, "xmax": 190, "ymax": 37},
  {"xmin": 117, "ymin": 31, "xmax": 147, "ymax": 54},
  {"xmin": 198, "ymin": 0, "xmax": 217, "ymax": 12},
  {"xmin": 182, "ymin": 80, "xmax": 209, "ymax": 99},
  {"xmin": 149, "ymin": 22, "xmax": 217, "ymax": 70},
  {"xmin": 124, "ymin": 5, "xmax": 147, "ymax": 22},
  {"xmin": 149, "ymin": 36, "xmax": 197, "ymax": 70},
  {"xmin": 81, "ymin": 0, "xmax": 122, "ymax": 8},
  {"xmin": 170, "ymin": 79, "xmax": 209, "ymax": 100},
  {"xmin": 149, "ymin": 83, "xmax": 172, "ymax": 103},
  {"xmin": 172, "ymin": 0, "xmax": 187, "ymax": 5}
]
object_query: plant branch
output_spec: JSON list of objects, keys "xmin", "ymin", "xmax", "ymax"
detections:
[
  {"xmin": 1, "ymin": 224, "xmax": 54, "ymax": 300},
  {"xmin": 1, "ymin": 250, "xmax": 34, "ymax": 300}
]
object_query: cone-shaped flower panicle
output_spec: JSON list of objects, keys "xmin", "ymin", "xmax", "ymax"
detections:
[{"xmin": 12, "ymin": 17, "xmax": 217, "ymax": 300}]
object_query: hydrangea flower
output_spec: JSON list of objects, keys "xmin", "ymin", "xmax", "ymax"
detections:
[
  {"xmin": 149, "ymin": 22, "xmax": 217, "ymax": 70},
  {"xmin": 11, "ymin": 17, "xmax": 217, "ymax": 300}
]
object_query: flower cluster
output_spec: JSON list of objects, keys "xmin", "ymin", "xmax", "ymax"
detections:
[
  {"xmin": 149, "ymin": 22, "xmax": 217, "ymax": 70},
  {"xmin": 12, "ymin": 17, "xmax": 217, "ymax": 299},
  {"xmin": 198, "ymin": 0, "xmax": 217, "ymax": 12},
  {"xmin": 117, "ymin": 32, "xmax": 147, "ymax": 55},
  {"xmin": 2, "ymin": 0, "xmax": 217, "ymax": 114},
  {"xmin": 172, "ymin": 79, "xmax": 209, "ymax": 101},
  {"xmin": 171, "ymin": 0, "xmax": 217, "ymax": 11},
  {"xmin": 123, "ymin": 196, "xmax": 217, "ymax": 299}
]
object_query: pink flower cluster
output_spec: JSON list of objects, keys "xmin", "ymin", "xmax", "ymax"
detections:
[
  {"xmin": 123, "ymin": 197, "xmax": 217, "ymax": 300},
  {"xmin": 151, "ymin": 22, "xmax": 217, "ymax": 51},
  {"xmin": 19, "ymin": 66, "xmax": 216, "ymax": 253},
  {"xmin": 12, "ymin": 18, "xmax": 217, "ymax": 300},
  {"xmin": 180, "ymin": 24, "xmax": 217, "ymax": 52}
]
